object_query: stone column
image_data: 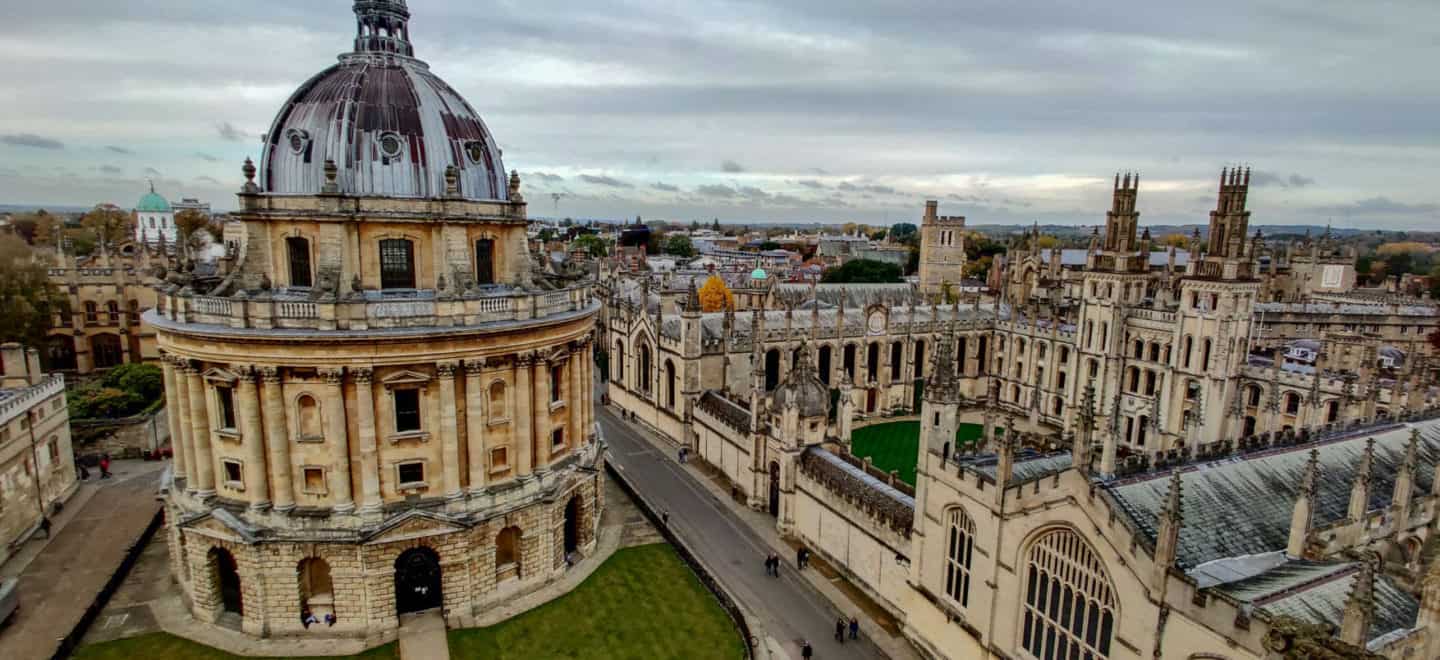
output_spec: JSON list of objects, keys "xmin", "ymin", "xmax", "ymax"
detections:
[
  {"xmin": 351, "ymin": 368, "xmax": 381, "ymax": 514},
  {"xmin": 585, "ymin": 343, "xmax": 595, "ymax": 443},
  {"xmin": 184, "ymin": 363, "xmax": 216, "ymax": 497},
  {"xmin": 171, "ymin": 357, "xmax": 197, "ymax": 492},
  {"xmin": 569, "ymin": 351, "xmax": 584, "ymax": 454},
  {"xmin": 321, "ymin": 369, "xmax": 354, "ymax": 513},
  {"xmin": 534, "ymin": 356, "xmax": 552, "ymax": 472},
  {"xmin": 437, "ymin": 362, "xmax": 462, "ymax": 500},
  {"xmin": 160, "ymin": 355, "xmax": 187, "ymax": 483},
  {"xmin": 237, "ymin": 367, "xmax": 270, "ymax": 510},
  {"xmin": 260, "ymin": 367, "xmax": 295, "ymax": 512},
  {"xmin": 514, "ymin": 354, "xmax": 534, "ymax": 478},
  {"xmin": 464, "ymin": 360, "xmax": 487, "ymax": 492}
]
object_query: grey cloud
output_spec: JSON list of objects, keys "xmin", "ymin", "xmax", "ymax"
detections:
[
  {"xmin": 651, "ymin": 182, "xmax": 680, "ymax": 192},
  {"xmin": 720, "ymin": 160, "xmax": 745, "ymax": 173},
  {"xmin": 2, "ymin": 133, "xmax": 64, "ymax": 149},
  {"xmin": 143, "ymin": 167, "xmax": 163, "ymax": 178},
  {"xmin": 837, "ymin": 182, "xmax": 860, "ymax": 192},
  {"xmin": 738, "ymin": 186, "xmax": 771, "ymax": 200},
  {"xmin": 863, "ymin": 184, "xmax": 898, "ymax": 195},
  {"xmin": 578, "ymin": 174, "xmax": 633, "ymax": 188},
  {"xmin": 796, "ymin": 179, "xmax": 827, "ymax": 189},
  {"xmin": 105, "ymin": 145, "xmax": 134, "ymax": 155},
  {"xmin": 195, "ymin": 175, "xmax": 222, "ymax": 185},
  {"xmin": 696, "ymin": 184, "xmax": 737, "ymax": 198},
  {"xmin": 1250, "ymin": 171, "xmax": 1317, "ymax": 188},
  {"xmin": 98, "ymin": 165, "xmax": 123, "ymax": 175},
  {"xmin": 215, "ymin": 122, "xmax": 247, "ymax": 141},
  {"xmin": 528, "ymin": 171, "xmax": 564, "ymax": 183},
  {"xmin": 195, "ymin": 152, "xmax": 221, "ymax": 162},
  {"xmin": 1309, "ymin": 196, "xmax": 1438, "ymax": 216}
]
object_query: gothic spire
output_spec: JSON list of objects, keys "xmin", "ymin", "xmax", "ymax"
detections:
[{"xmin": 1338, "ymin": 560, "xmax": 1375, "ymax": 647}]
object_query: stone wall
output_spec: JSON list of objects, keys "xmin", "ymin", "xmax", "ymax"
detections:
[{"xmin": 72, "ymin": 408, "xmax": 169, "ymax": 458}]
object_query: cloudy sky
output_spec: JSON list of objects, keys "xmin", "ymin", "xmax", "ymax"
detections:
[{"xmin": 2, "ymin": 0, "xmax": 1437, "ymax": 229}]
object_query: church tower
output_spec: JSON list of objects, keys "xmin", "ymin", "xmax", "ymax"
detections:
[
  {"xmin": 1174, "ymin": 167, "xmax": 1261, "ymax": 447},
  {"xmin": 917, "ymin": 200, "xmax": 968, "ymax": 297}
]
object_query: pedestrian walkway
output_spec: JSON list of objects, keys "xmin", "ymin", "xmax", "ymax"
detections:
[
  {"xmin": 0, "ymin": 460, "xmax": 167, "ymax": 660},
  {"xmin": 601, "ymin": 407, "xmax": 921, "ymax": 660},
  {"xmin": 397, "ymin": 610, "xmax": 448, "ymax": 660}
]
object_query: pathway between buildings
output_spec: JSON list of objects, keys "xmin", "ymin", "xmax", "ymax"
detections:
[
  {"xmin": 0, "ymin": 460, "xmax": 166, "ymax": 660},
  {"xmin": 600, "ymin": 408, "xmax": 915, "ymax": 660},
  {"xmin": 397, "ymin": 610, "xmax": 448, "ymax": 660}
]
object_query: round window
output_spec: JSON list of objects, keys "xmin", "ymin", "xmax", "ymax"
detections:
[
  {"xmin": 285, "ymin": 129, "xmax": 310, "ymax": 154},
  {"xmin": 465, "ymin": 140, "xmax": 485, "ymax": 164},
  {"xmin": 379, "ymin": 133, "xmax": 403, "ymax": 158}
]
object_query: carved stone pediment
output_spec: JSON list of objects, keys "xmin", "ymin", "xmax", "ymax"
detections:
[
  {"xmin": 381, "ymin": 370, "xmax": 432, "ymax": 389},
  {"xmin": 182, "ymin": 509, "xmax": 257, "ymax": 544},
  {"xmin": 363, "ymin": 511, "xmax": 468, "ymax": 544},
  {"xmin": 201, "ymin": 367, "xmax": 242, "ymax": 384}
]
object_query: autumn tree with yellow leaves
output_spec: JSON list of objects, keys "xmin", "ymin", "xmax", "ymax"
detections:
[{"xmin": 697, "ymin": 275, "xmax": 735, "ymax": 312}]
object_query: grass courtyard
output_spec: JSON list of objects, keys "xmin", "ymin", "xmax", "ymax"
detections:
[
  {"xmin": 850, "ymin": 420, "xmax": 984, "ymax": 487},
  {"xmin": 74, "ymin": 544, "xmax": 743, "ymax": 660}
]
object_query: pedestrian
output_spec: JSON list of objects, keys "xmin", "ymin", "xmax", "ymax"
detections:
[
  {"xmin": 764, "ymin": 554, "xmax": 774, "ymax": 576},
  {"xmin": 76, "ymin": 455, "xmax": 90, "ymax": 480},
  {"xmin": 39, "ymin": 516, "xmax": 52, "ymax": 538},
  {"xmin": 99, "ymin": 454, "xmax": 112, "ymax": 479},
  {"xmin": 301, "ymin": 608, "xmax": 317, "ymax": 628},
  {"xmin": 661, "ymin": 510, "xmax": 670, "ymax": 526},
  {"xmin": 678, "ymin": 447, "xmax": 686, "ymax": 464},
  {"xmin": 835, "ymin": 616, "xmax": 846, "ymax": 643},
  {"xmin": 796, "ymin": 547, "xmax": 805, "ymax": 570},
  {"xmin": 771, "ymin": 553, "xmax": 780, "ymax": 577},
  {"xmin": 849, "ymin": 616, "xmax": 859, "ymax": 640},
  {"xmin": 324, "ymin": 612, "xmax": 336, "ymax": 627},
  {"xmin": 801, "ymin": 640, "xmax": 813, "ymax": 659}
]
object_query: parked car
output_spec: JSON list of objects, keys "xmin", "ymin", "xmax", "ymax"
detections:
[{"xmin": 0, "ymin": 578, "xmax": 18, "ymax": 627}]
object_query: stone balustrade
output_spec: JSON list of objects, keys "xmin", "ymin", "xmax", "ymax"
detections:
[{"xmin": 153, "ymin": 283, "xmax": 595, "ymax": 332}]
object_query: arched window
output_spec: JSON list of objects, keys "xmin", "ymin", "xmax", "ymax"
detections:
[
  {"xmin": 105, "ymin": 301, "xmax": 119, "ymax": 325},
  {"xmin": 1144, "ymin": 371, "xmax": 1157, "ymax": 397},
  {"xmin": 639, "ymin": 344, "xmax": 652, "ymax": 393},
  {"xmin": 1011, "ymin": 384, "xmax": 1022, "ymax": 404},
  {"xmin": 1148, "ymin": 342, "xmax": 1160, "ymax": 362},
  {"xmin": 1036, "ymin": 342, "xmax": 1047, "ymax": 360},
  {"xmin": 1326, "ymin": 400, "xmax": 1339, "ymax": 423},
  {"xmin": 378, "ymin": 238, "xmax": 416, "ymax": 289},
  {"xmin": 1132, "ymin": 339, "xmax": 1143, "ymax": 359},
  {"xmin": 913, "ymin": 341, "xmax": 926, "ymax": 379},
  {"xmin": 1284, "ymin": 392, "xmax": 1300, "ymax": 415},
  {"xmin": 91, "ymin": 334, "xmax": 123, "ymax": 368},
  {"xmin": 1183, "ymin": 335, "xmax": 1194, "ymax": 368},
  {"xmin": 1017, "ymin": 338, "xmax": 1027, "ymax": 355},
  {"xmin": 1052, "ymin": 396, "xmax": 1063, "ymax": 416},
  {"xmin": 1058, "ymin": 346, "xmax": 1069, "ymax": 363},
  {"xmin": 1099, "ymin": 322, "xmax": 1108, "ymax": 349},
  {"xmin": 1021, "ymin": 528, "xmax": 1115, "ymax": 659},
  {"xmin": 489, "ymin": 381, "xmax": 507, "ymax": 419},
  {"xmin": 945, "ymin": 507, "xmax": 976, "ymax": 607},
  {"xmin": 286, "ymin": 236, "xmax": 312, "ymax": 287},
  {"xmin": 496, "ymin": 526, "xmax": 522, "ymax": 576},
  {"xmin": 1201, "ymin": 339, "xmax": 1213, "ymax": 371},
  {"xmin": 843, "ymin": 344, "xmax": 857, "ymax": 380},
  {"xmin": 890, "ymin": 341, "xmax": 904, "ymax": 380},
  {"xmin": 1127, "ymin": 367, "xmax": 1140, "ymax": 393},
  {"xmin": 818, "ymin": 345, "xmax": 832, "ymax": 385},
  {"xmin": 45, "ymin": 335, "xmax": 77, "ymax": 371},
  {"xmin": 297, "ymin": 394, "xmax": 322, "ymax": 440},
  {"xmin": 298, "ymin": 557, "xmax": 334, "ymax": 617},
  {"xmin": 1247, "ymin": 385, "xmax": 1262, "ymax": 407},
  {"xmin": 665, "ymin": 360, "xmax": 677, "ymax": 409},
  {"xmin": 867, "ymin": 343, "xmax": 879, "ymax": 381},
  {"xmin": 613, "ymin": 342, "xmax": 624, "ymax": 383},
  {"xmin": 764, "ymin": 349, "xmax": 780, "ymax": 391}
]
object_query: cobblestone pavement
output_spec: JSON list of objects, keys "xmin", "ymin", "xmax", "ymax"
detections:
[{"xmin": 0, "ymin": 460, "xmax": 167, "ymax": 660}]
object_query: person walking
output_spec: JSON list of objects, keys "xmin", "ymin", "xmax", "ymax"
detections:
[
  {"xmin": 796, "ymin": 547, "xmax": 805, "ymax": 570},
  {"xmin": 661, "ymin": 510, "xmax": 670, "ymax": 526},
  {"xmin": 849, "ymin": 616, "xmax": 859, "ymax": 640},
  {"xmin": 99, "ymin": 454, "xmax": 112, "ymax": 479},
  {"xmin": 801, "ymin": 641, "xmax": 813, "ymax": 659},
  {"xmin": 762, "ymin": 554, "xmax": 772, "ymax": 576},
  {"xmin": 76, "ymin": 455, "xmax": 90, "ymax": 480},
  {"xmin": 39, "ymin": 516, "xmax": 52, "ymax": 538},
  {"xmin": 835, "ymin": 616, "xmax": 846, "ymax": 643}
]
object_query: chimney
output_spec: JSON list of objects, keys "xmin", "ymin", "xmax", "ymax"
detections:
[
  {"xmin": 1, "ymin": 343, "xmax": 28, "ymax": 389},
  {"xmin": 924, "ymin": 200, "xmax": 938, "ymax": 222},
  {"xmin": 25, "ymin": 347, "xmax": 43, "ymax": 386}
]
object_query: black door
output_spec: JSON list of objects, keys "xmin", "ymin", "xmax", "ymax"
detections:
[
  {"xmin": 563, "ymin": 497, "xmax": 580, "ymax": 555},
  {"xmin": 394, "ymin": 547, "xmax": 443, "ymax": 615},
  {"xmin": 287, "ymin": 236, "xmax": 312, "ymax": 287},
  {"xmin": 475, "ymin": 239, "xmax": 495, "ymax": 285},
  {"xmin": 768, "ymin": 462, "xmax": 781, "ymax": 517},
  {"xmin": 213, "ymin": 549, "xmax": 243, "ymax": 615}
]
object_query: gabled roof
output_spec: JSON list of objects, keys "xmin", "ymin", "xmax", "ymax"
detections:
[
  {"xmin": 1104, "ymin": 420, "xmax": 1440, "ymax": 569},
  {"xmin": 1212, "ymin": 559, "xmax": 1419, "ymax": 650}
]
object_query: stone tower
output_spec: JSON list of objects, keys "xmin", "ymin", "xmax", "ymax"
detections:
[{"xmin": 917, "ymin": 200, "xmax": 967, "ymax": 298}]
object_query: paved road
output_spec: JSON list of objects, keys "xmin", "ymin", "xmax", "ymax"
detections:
[{"xmin": 600, "ymin": 408, "xmax": 881, "ymax": 660}]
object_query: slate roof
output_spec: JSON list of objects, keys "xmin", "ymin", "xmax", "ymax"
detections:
[
  {"xmin": 800, "ymin": 447, "xmax": 915, "ymax": 535},
  {"xmin": 1212, "ymin": 560, "xmax": 1419, "ymax": 649},
  {"xmin": 772, "ymin": 283, "xmax": 923, "ymax": 309},
  {"xmin": 962, "ymin": 450, "xmax": 1074, "ymax": 484},
  {"xmin": 1056, "ymin": 249, "xmax": 1189, "ymax": 268},
  {"xmin": 1104, "ymin": 419, "xmax": 1440, "ymax": 569},
  {"xmin": 1256, "ymin": 302, "xmax": 1437, "ymax": 317}
]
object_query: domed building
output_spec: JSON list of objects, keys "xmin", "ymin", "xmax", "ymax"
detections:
[
  {"xmin": 150, "ymin": 0, "xmax": 602, "ymax": 639},
  {"xmin": 135, "ymin": 183, "xmax": 176, "ymax": 245}
]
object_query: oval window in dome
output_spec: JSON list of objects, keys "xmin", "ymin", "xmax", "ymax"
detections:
[
  {"xmin": 285, "ymin": 129, "xmax": 310, "ymax": 154},
  {"xmin": 465, "ymin": 140, "xmax": 485, "ymax": 164},
  {"xmin": 379, "ymin": 132, "xmax": 404, "ymax": 158}
]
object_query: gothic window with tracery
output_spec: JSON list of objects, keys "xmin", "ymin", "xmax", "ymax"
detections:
[
  {"xmin": 1021, "ymin": 528, "xmax": 1115, "ymax": 660},
  {"xmin": 945, "ymin": 507, "xmax": 976, "ymax": 607}
]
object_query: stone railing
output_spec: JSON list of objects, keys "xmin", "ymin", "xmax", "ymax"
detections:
[
  {"xmin": 0, "ymin": 374, "xmax": 65, "ymax": 427},
  {"xmin": 153, "ymin": 283, "xmax": 596, "ymax": 333}
]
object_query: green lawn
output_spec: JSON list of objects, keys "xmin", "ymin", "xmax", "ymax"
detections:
[
  {"xmin": 450, "ymin": 543, "xmax": 744, "ymax": 659},
  {"xmin": 76, "ymin": 544, "xmax": 742, "ymax": 660},
  {"xmin": 72, "ymin": 633, "xmax": 397, "ymax": 660},
  {"xmin": 851, "ymin": 420, "xmax": 985, "ymax": 487}
]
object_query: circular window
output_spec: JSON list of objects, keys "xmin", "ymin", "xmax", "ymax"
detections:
[
  {"xmin": 379, "ymin": 132, "xmax": 403, "ymax": 158},
  {"xmin": 285, "ymin": 129, "xmax": 310, "ymax": 154},
  {"xmin": 465, "ymin": 140, "xmax": 485, "ymax": 164}
]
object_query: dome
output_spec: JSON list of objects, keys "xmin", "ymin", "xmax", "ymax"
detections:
[
  {"xmin": 259, "ymin": 1, "xmax": 508, "ymax": 201},
  {"xmin": 774, "ymin": 342, "xmax": 830, "ymax": 418},
  {"xmin": 750, "ymin": 268, "xmax": 768, "ymax": 280},
  {"xmin": 137, "ymin": 187, "xmax": 171, "ymax": 213}
]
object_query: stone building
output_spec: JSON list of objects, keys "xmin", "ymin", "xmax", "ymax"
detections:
[
  {"xmin": 151, "ymin": 0, "xmax": 602, "ymax": 640},
  {"xmin": 917, "ymin": 200, "xmax": 968, "ymax": 296},
  {"xmin": 135, "ymin": 183, "xmax": 179, "ymax": 246},
  {"xmin": 605, "ymin": 166, "xmax": 1440, "ymax": 658},
  {"xmin": 0, "ymin": 343, "xmax": 77, "ymax": 565},
  {"xmin": 42, "ymin": 240, "xmax": 166, "ymax": 375}
]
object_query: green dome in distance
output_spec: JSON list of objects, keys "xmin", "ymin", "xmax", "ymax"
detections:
[{"xmin": 136, "ymin": 182, "xmax": 171, "ymax": 213}]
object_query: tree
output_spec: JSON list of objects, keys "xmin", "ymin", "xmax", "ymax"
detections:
[
  {"xmin": 889, "ymin": 222, "xmax": 918, "ymax": 242},
  {"xmin": 537, "ymin": 228, "xmax": 557, "ymax": 243},
  {"xmin": 80, "ymin": 204, "xmax": 130, "ymax": 249},
  {"xmin": 663, "ymin": 234, "xmax": 696, "ymax": 258},
  {"xmin": 711, "ymin": 219, "xmax": 721, "ymax": 232},
  {"xmin": 1036, "ymin": 235, "xmax": 1060, "ymax": 249},
  {"xmin": 174, "ymin": 208, "xmax": 213, "ymax": 246},
  {"xmin": 0, "ymin": 235, "xmax": 62, "ymax": 347},
  {"xmin": 869, "ymin": 229, "xmax": 887, "ymax": 241},
  {"xmin": 690, "ymin": 220, "xmax": 701, "ymax": 231},
  {"xmin": 964, "ymin": 255, "xmax": 993, "ymax": 280},
  {"xmin": 574, "ymin": 234, "xmax": 609, "ymax": 258},
  {"xmin": 697, "ymin": 275, "xmax": 735, "ymax": 312},
  {"xmin": 1161, "ymin": 233, "xmax": 1190, "ymax": 249},
  {"xmin": 841, "ymin": 222, "xmax": 859, "ymax": 236},
  {"xmin": 9, "ymin": 210, "xmax": 55, "ymax": 244},
  {"xmin": 821, "ymin": 259, "xmax": 903, "ymax": 284}
]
